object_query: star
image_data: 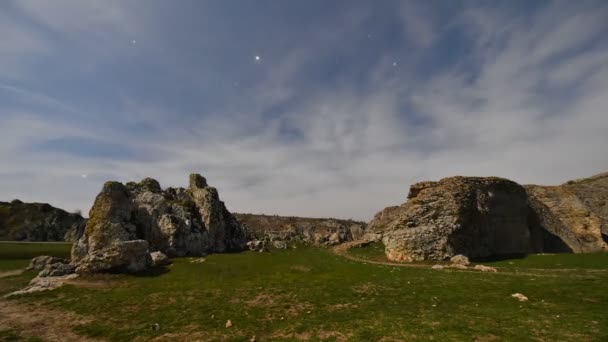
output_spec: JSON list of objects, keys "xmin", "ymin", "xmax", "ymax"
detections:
[
  {"xmin": 255, "ymin": 55, "xmax": 261, "ymax": 61},
  {"xmin": 81, "ymin": 174, "xmax": 88, "ymax": 179},
  {"xmin": 392, "ymin": 62, "xmax": 398, "ymax": 67},
  {"xmin": 131, "ymin": 40, "xmax": 137, "ymax": 44}
]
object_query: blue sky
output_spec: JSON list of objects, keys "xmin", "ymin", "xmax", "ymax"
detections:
[{"xmin": 1, "ymin": 0, "xmax": 607, "ymax": 220}]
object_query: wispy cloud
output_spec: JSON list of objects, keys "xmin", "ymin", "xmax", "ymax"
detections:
[{"xmin": 0, "ymin": 1, "xmax": 607, "ymax": 219}]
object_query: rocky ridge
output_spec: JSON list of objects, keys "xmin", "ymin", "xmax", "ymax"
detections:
[
  {"xmin": 0, "ymin": 200, "xmax": 85, "ymax": 241},
  {"xmin": 236, "ymin": 213, "xmax": 366, "ymax": 249},
  {"xmin": 368, "ymin": 173, "xmax": 608, "ymax": 262}
]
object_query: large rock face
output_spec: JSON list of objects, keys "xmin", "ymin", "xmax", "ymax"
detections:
[
  {"xmin": 370, "ymin": 173, "xmax": 608, "ymax": 262},
  {"xmin": 71, "ymin": 174, "xmax": 246, "ymax": 273},
  {"xmin": 235, "ymin": 213, "xmax": 366, "ymax": 246},
  {"xmin": 0, "ymin": 200, "xmax": 85, "ymax": 241},
  {"xmin": 525, "ymin": 172, "xmax": 608, "ymax": 253},
  {"xmin": 376, "ymin": 177, "xmax": 534, "ymax": 262}
]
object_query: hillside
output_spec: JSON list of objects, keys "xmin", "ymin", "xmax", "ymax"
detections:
[{"xmin": 0, "ymin": 200, "xmax": 85, "ymax": 242}]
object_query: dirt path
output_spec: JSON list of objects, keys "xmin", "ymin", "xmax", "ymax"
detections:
[
  {"xmin": 332, "ymin": 240, "xmax": 607, "ymax": 278},
  {"xmin": 0, "ymin": 299, "xmax": 100, "ymax": 342},
  {"xmin": 0, "ymin": 270, "xmax": 23, "ymax": 279}
]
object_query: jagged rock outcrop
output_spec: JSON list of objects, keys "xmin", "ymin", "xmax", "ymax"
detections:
[
  {"xmin": 0, "ymin": 200, "xmax": 85, "ymax": 241},
  {"xmin": 71, "ymin": 174, "xmax": 246, "ymax": 273},
  {"xmin": 370, "ymin": 173, "xmax": 608, "ymax": 262},
  {"xmin": 235, "ymin": 213, "xmax": 366, "ymax": 247}
]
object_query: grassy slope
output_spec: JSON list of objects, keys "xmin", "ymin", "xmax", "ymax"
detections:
[{"xmin": 1, "ymin": 243, "xmax": 607, "ymax": 341}]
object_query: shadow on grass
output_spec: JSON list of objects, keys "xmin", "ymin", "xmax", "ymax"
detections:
[
  {"xmin": 131, "ymin": 266, "xmax": 171, "ymax": 278},
  {"xmin": 470, "ymin": 253, "xmax": 528, "ymax": 262}
]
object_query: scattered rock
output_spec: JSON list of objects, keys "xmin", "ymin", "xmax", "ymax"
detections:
[
  {"xmin": 38, "ymin": 262, "xmax": 76, "ymax": 277},
  {"xmin": 474, "ymin": 265, "xmax": 497, "ymax": 272},
  {"xmin": 150, "ymin": 251, "xmax": 172, "ymax": 266},
  {"xmin": 225, "ymin": 320, "xmax": 233, "ymax": 328},
  {"xmin": 272, "ymin": 240, "xmax": 287, "ymax": 249},
  {"xmin": 431, "ymin": 264, "xmax": 444, "ymax": 270},
  {"xmin": 247, "ymin": 240, "xmax": 267, "ymax": 252},
  {"xmin": 450, "ymin": 255, "xmax": 470, "ymax": 266},
  {"xmin": 26, "ymin": 255, "xmax": 69, "ymax": 271},
  {"xmin": 5, "ymin": 274, "xmax": 78, "ymax": 297},
  {"xmin": 511, "ymin": 293, "xmax": 528, "ymax": 302},
  {"xmin": 190, "ymin": 258, "xmax": 206, "ymax": 263}
]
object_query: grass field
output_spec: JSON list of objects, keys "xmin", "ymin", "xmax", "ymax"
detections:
[{"xmin": 1, "ymin": 242, "xmax": 607, "ymax": 341}]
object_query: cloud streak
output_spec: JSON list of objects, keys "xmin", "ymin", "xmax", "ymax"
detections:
[{"xmin": 0, "ymin": 0, "xmax": 607, "ymax": 220}]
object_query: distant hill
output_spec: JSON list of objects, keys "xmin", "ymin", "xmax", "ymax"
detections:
[
  {"xmin": 0, "ymin": 200, "xmax": 85, "ymax": 242},
  {"xmin": 234, "ymin": 213, "xmax": 367, "ymax": 245}
]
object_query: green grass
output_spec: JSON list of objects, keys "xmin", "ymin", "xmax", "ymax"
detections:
[
  {"xmin": 1, "ymin": 243, "xmax": 607, "ymax": 341},
  {"xmin": 0, "ymin": 242, "xmax": 72, "ymax": 271},
  {"xmin": 0, "ymin": 329, "xmax": 44, "ymax": 342}
]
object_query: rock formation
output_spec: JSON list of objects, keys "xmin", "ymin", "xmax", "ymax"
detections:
[
  {"xmin": 235, "ymin": 213, "xmax": 366, "ymax": 247},
  {"xmin": 71, "ymin": 174, "xmax": 246, "ymax": 274},
  {"xmin": 369, "ymin": 173, "xmax": 608, "ymax": 262},
  {"xmin": 525, "ymin": 172, "xmax": 608, "ymax": 253},
  {"xmin": 0, "ymin": 200, "xmax": 85, "ymax": 241}
]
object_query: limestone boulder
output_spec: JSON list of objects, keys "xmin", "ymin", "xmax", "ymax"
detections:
[
  {"xmin": 75, "ymin": 240, "xmax": 151, "ymax": 274},
  {"xmin": 150, "ymin": 251, "xmax": 172, "ymax": 266},
  {"xmin": 378, "ymin": 177, "xmax": 532, "ymax": 262},
  {"xmin": 370, "ymin": 172, "xmax": 608, "ymax": 262}
]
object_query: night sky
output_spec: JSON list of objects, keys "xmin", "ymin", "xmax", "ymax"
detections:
[{"xmin": 1, "ymin": 1, "xmax": 607, "ymax": 219}]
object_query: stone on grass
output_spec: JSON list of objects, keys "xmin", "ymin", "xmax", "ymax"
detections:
[
  {"xmin": 450, "ymin": 255, "xmax": 470, "ymax": 266},
  {"xmin": 26, "ymin": 256, "xmax": 69, "ymax": 271},
  {"xmin": 5, "ymin": 274, "xmax": 78, "ymax": 297},
  {"xmin": 150, "ymin": 251, "xmax": 171, "ymax": 266},
  {"xmin": 75, "ymin": 240, "xmax": 151, "ymax": 274},
  {"xmin": 225, "ymin": 320, "xmax": 233, "ymax": 328},
  {"xmin": 246, "ymin": 240, "xmax": 267, "ymax": 252},
  {"xmin": 431, "ymin": 264, "xmax": 444, "ymax": 270},
  {"xmin": 38, "ymin": 262, "xmax": 76, "ymax": 277},
  {"xmin": 511, "ymin": 293, "xmax": 528, "ymax": 302},
  {"xmin": 474, "ymin": 264, "xmax": 497, "ymax": 272}
]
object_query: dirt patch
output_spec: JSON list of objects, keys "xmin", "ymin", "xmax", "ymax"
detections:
[
  {"xmin": 270, "ymin": 329, "xmax": 349, "ymax": 341},
  {"xmin": 474, "ymin": 335, "xmax": 499, "ymax": 342},
  {"xmin": 289, "ymin": 265, "xmax": 311, "ymax": 272},
  {"xmin": 0, "ymin": 270, "xmax": 23, "ymax": 278},
  {"xmin": 326, "ymin": 302, "xmax": 359, "ymax": 312},
  {"xmin": 0, "ymin": 299, "xmax": 98, "ymax": 341},
  {"xmin": 351, "ymin": 282, "xmax": 388, "ymax": 296},
  {"xmin": 235, "ymin": 292, "xmax": 314, "ymax": 318}
]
